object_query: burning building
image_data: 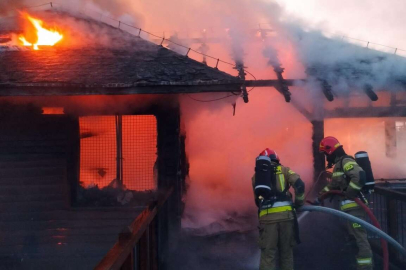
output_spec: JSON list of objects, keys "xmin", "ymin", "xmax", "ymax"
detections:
[
  {"xmin": 0, "ymin": 9, "xmax": 242, "ymax": 269},
  {"xmin": 1, "ymin": 3, "xmax": 406, "ymax": 269}
]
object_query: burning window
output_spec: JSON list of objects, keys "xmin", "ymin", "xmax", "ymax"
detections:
[
  {"xmin": 42, "ymin": 107, "xmax": 64, "ymax": 114},
  {"xmin": 79, "ymin": 115, "xmax": 157, "ymax": 191}
]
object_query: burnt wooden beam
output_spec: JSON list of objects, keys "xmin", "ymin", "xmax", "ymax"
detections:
[
  {"xmin": 325, "ymin": 106, "xmax": 406, "ymax": 118},
  {"xmin": 319, "ymin": 79, "xmax": 334, "ymax": 102},
  {"xmin": 248, "ymin": 78, "xmax": 313, "ymax": 120},
  {"xmin": 0, "ymin": 79, "xmax": 307, "ymax": 96},
  {"xmin": 156, "ymin": 107, "xmax": 182, "ymax": 261},
  {"xmin": 364, "ymin": 84, "xmax": 379, "ymax": 101},
  {"xmin": 260, "ymin": 63, "xmax": 313, "ymax": 121},
  {"xmin": 235, "ymin": 62, "xmax": 249, "ymax": 103},
  {"xmin": 245, "ymin": 79, "xmax": 300, "ymax": 87},
  {"xmin": 312, "ymin": 120, "xmax": 325, "ymax": 182},
  {"xmin": 273, "ymin": 66, "xmax": 292, "ymax": 102},
  {"xmin": 0, "ymin": 84, "xmax": 242, "ymax": 96}
]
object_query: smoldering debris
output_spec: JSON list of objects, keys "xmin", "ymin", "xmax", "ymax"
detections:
[
  {"xmin": 167, "ymin": 230, "xmax": 260, "ymax": 270},
  {"xmin": 182, "ymin": 212, "xmax": 258, "ymax": 237}
]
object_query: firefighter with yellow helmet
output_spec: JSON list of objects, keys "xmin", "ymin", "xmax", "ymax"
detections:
[
  {"xmin": 318, "ymin": 136, "xmax": 373, "ymax": 270},
  {"xmin": 252, "ymin": 148, "xmax": 305, "ymax": 270}
]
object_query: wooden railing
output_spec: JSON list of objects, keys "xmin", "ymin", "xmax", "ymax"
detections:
[
  {"xmin": 371, "ymin": 186, "xmax": 406, "ymax": 267},
  {"xmin": 94, "ymin": 187, "xmax": 173, "ymax": 270}
]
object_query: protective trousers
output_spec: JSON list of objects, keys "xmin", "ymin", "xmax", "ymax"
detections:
[
  {"xmin": 259, "ymin": 220, "xmax": 295, "ymax": 270},
  {"xmin": 346, "ymin": 208, "xmax": 373, "ymax": 270}
]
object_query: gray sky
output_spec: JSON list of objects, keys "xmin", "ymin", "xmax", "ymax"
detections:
[{"xmin": 274, "ymin": 0, "xmax": 406, "ymax": 50}]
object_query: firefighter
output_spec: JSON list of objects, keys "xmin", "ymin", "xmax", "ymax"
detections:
[
  {"xmin": 252, "ymin": 148, "xmax": 305, "ymax": 270},
  {"xmin": 318, "ymin": 136, "xmax": 373, "ymax": 270}
]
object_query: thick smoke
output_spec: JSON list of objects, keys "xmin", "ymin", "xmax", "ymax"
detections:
[
  {"xmin": 181, "ymin": 90, "xmax": 312, "ymax": 233},
  {"xmin": 0, "ymin": 0, "xmax": 24, "ymax": 15},
  {"xmin": 1, "ymin": 0, "xmax": 405, "ymax": 234},
  {"xmin": 326, "ymin": 118, "xmax": 406, "ymax": 179}
]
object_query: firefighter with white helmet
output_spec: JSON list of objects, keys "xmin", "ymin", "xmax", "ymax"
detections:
[
  {"xmin": 318, "ymin": 136, "xmax": 373, "ymax": 270},
  {"xmin": 252, "ymin": 148, "xmax": 305, "ymax": 270}
]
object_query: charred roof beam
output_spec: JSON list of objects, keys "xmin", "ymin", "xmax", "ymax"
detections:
[
  {"xmin": 235, "ymin": 62, "xmax": 249, "ymax": 103},
  {"xmin": 364, "ymin": 84, "xmax": 379, "ymax": 101},
  {"xmin": 319, "ymin": 79, "xmax": 334, "ymax": 102},
  {"xmin": 273, "ymin": 66, "xmax": 292, "ymax": 102}
]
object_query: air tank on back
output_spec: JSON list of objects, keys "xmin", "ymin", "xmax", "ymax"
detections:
[
  {"xmin": 254, "ymin": 156, "xmax": 276, "ymax": 203},
  {"xmin": 355, "ymin": 151, "xmax": 375, "ymax": 192}
]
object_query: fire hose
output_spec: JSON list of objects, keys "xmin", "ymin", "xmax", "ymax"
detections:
[
  {"xmin": 301, "ymin": 172, "xmax": 392, "ymax": 269},
  {"xmin": 298, "ymin": 205, "xmax": 406, "ymax": 266},
  {"xmin": 299, "ymin": 190, "xmax": 406, "ymax": 270},
  {"xmin": 320, "ymin": 191, "xmax": 389, "ymax": 270}
]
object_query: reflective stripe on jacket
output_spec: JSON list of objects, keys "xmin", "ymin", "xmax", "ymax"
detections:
[
  {"xmin": 319, "ymin": 156, "xmax": 366, "ymax": 211},
  {"xmin": 259, "ymin": 201, "xmax": 292, "ymax": 217},
  {"xmin": 252, "ymin": 163, "xmax": 303, "ymax": 223}
]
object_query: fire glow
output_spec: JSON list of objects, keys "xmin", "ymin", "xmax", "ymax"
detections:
[{"xmin": 19, "ymin": 14, "xmax": 63, "ymax": 50}]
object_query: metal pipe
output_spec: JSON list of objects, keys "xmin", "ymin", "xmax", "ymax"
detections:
[{"xmin": 299, "ymin": 205, "xmax": 406, "ymax": 257}]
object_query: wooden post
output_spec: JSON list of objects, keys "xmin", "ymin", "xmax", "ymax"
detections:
[
  {"xmin": 385, "ymin": 120, "xmax": 397, "ymax": 158},
  {"xmin": 312, "ymin": 120, "xmax": 325, "ymax": 181},
  {"xmin": 156, "ymin": 105, "xmax": 182, "ymax": 268}
]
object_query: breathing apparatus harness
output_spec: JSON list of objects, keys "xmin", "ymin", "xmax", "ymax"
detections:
[
  {"xmin": 254, "ymin": 155, "xmax": 301, "ymax": 243},
  {"xmin": 254, "ymin": 156, "xmax": 291, "ymax": 210}
]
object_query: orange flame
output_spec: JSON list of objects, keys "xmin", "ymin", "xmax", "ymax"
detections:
[{"xmin": 19, "ymin": 14, "xmax": 63, "ymax": 50}]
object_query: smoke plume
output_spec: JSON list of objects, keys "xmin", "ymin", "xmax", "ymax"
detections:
[
  {"xmin": 0, "ymin": 0, "xmax": 24, "ymax": 15},
  {"xmin": 2, "ymin": 0, "xmax": 406, "ymax": 234}
]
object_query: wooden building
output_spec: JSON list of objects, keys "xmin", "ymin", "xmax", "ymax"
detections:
[{"xmin": 0, "ymin": 16, "xmax": 242, "ymax": 269}]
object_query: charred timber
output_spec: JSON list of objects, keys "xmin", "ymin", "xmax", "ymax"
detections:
[
  {"xmin": 235, "ymin": 62, "xmax": 249, "ymax": 103},
  {"xmin": 319, "ymin": 79, "xmax": 334, "ymax": 102},
  {"xmin": 312, "ymin": 121, "xmax": 325, "ymax": 181},
  {"xmin": 244, "ymin": 79, "xmax": 299, "ymax": 87},
  {"xmin": 364, "ymin": 84, "xmax": 379, "ymax": 101},
  {"xmin": 273, "ymin": 66, "xmax": 292, "ymax": 102},
  {"xmin": 0, "ymin": 84, "xmax": 242, "ymax": 96}
]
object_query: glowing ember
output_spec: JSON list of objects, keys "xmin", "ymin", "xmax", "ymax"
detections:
[{"xmin": 19, "ymin": 14, "xmax": 63, "ymax": 50}]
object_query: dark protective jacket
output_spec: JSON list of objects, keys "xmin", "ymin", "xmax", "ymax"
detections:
[
  {"xmin": 319, "ymin": 156, "xmax": 366, "ymax": 211},
  {"xmin": 252, "ymin": 162, "xmax": 305, "ymax": 223}
]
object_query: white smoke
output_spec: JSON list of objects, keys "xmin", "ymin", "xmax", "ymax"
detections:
[{"xmin": 2, "ymin": 0, "xmax": 405, "ymax": 234}]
